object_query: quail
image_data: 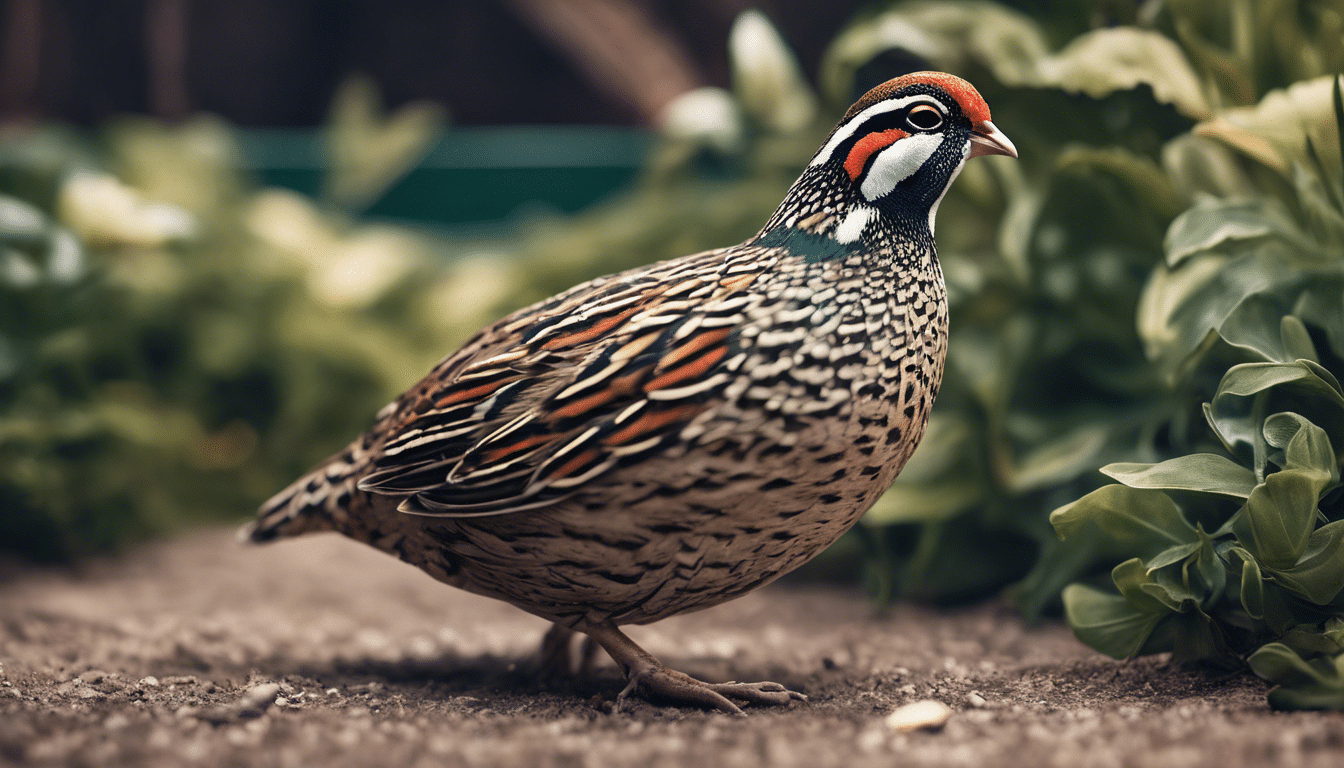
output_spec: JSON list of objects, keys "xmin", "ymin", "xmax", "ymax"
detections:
[{"xmin": 243, "ymin": 72, "xmax": 1017, "ymax": 714}]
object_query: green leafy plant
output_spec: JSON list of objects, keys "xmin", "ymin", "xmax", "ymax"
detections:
[
  {"xmin": 1053, "ymin": 74, "xmax": 1344, "ymax": 709},
  {"xmin": 0, "ymin": 86, "xmax": 461, "ymax": 560}
]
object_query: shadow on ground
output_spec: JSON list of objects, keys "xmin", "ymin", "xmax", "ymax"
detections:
[{"xmin": 1, "ymin": 529, "xmax": 1341, "ymax": 767}]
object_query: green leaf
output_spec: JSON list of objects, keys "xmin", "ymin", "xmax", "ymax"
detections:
[
  {"xmin": 819, "ymin": 2, "xmax": 1050, "ymax": 103},
  {"xmin": 1267, "ymin": 521, "xmax": 1344, "ymax": 604},
  {"xmin": 1268, "ymin": 684, "xmax": 1344, "ymax": 711},
  {"xmin": 1219, "ymin": 293, "xmax": 1298, "ymax": 362},
  {"xmin": 1136, "ymin": 256, "xmax": 1228, "ymax": 361},
  {"xmin": 1163, "ymin": 198, "xmax": 1298, "ymax": 267},
  {"xmin": 1194, "ymin": 76, "xmax": 1344, "ymax": 178},
  {"xmin": 1248, "ymin": 642, "xmax": 1325, "ymax": 686},
  {"xmin": 1280, "ymin": 316, "xmax": 1319, "ymax": 364},
  {"xmin": 1101, "ymin": 454, "xmax": 1257, "ymax": 498},
  {"xmin": 1292, "ymin": 282, "xmax": 1344, "ymax": 362},
  {"xmin": 0, "ymin": 195, "xmax": 49, "ymax": 240},
  {"xmin": 1061, "ymin": 584, "xmax": 1165, "ymax": 660},
  {"xmin": 323, "ymin": 76, "xmax": 447, "ymax": 213},
  {"xmin": 1248, "ymin": 643, "xmax": 1344, "ymax": 711},
  {"xmin": 1226, "ymin": 545, "xmax": 1264, "ymax": 619},
  {"xmin": 1233, "ymin": 469, "xmax": 1327, "ymax": 569},
  {"xmin": 1144, "ymin": 542, "xmax": 1202, "ymax": 571},
  {"xmin": 1006, "ymin": 424, "xmax": 1109, "ymax": 493},
  {"xmin": 1207, "ymin": 361, "xmax": 1344, "ymax": 461},
  {"xmin": 1281, "ymin": 627, "xmax": 1344, "ymax": 656},
  {"xmin": 1192, "ymin": 526, "xmax": 1227, "ymax": 607},
  {"xmin": 1263, "ymin": 412, "xmax": 1338, "ymax": 478},
  {"xmin": 1051, "ymin": 484, "xmax": 1198, "ymax": 557},
  {"xmin": 1040, "ymin": 28, "xmax": 1211, "ymax": 119},
  {"xmin": 730, "ymin": 10, "xmax": 817, "ymax": 133},
  {"xmin": 1114, "ymin": 557, "xmax": 1184, "ymax": 613},
  {"xmin": 1215, "ymin": 361, "xmax": 1344, "ymax": 403}
]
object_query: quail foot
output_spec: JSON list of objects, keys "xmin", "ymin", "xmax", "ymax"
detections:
[{"xmin": 243, "ymin": 72, "xmax": 1016, "ymax": 714}]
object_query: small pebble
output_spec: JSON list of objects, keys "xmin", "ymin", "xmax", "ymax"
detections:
[
  {"xmin": 238, "ymin": 683, "xmax": 282, "ymax": 717},
  {"xmin": 884, "ymin": 700, "xmax": 953, "ymax": 733},
  {"xmin": 79, "ymin": 670, "xmax": 108, "ymax": 684},
  {"xmin": 140, "ymin": 676, "xmax": 160, "ymax": 687},
  {"xmin": 965, "ymin": 692, "xmax": 987, "ymax": 708},
  {"xmin": 198, "ymin": 683, "xmax": 281, "ymax": 724}
]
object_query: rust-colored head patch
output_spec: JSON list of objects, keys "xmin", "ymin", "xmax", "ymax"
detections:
[{"xmin": 844, "ymin": 71, "xmax": 991, "ymax": 126}]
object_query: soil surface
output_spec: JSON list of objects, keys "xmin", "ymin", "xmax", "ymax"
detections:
[{"xmin": 1, "ymin": 528, "xmax": 1341, "ymax": 767}]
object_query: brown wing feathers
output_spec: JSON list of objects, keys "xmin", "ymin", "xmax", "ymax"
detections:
[{"xmin": 355, "ymin": 254, "xmax": 758, "ymax": 517}]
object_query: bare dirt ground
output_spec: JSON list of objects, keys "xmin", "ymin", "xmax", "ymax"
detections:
[{"xmin": 1, "ymin": 528, "xmax": 1341, "ymax": 768}]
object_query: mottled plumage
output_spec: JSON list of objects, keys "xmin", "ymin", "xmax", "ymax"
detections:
[{"xmin": 244, "ymin": 72, "xmax": 1016, "ymax": 714}]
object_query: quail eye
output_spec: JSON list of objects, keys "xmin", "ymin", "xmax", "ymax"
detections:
[{"xmin": 906, "ymin": 105, "xmax": 944, "ymax": 131}]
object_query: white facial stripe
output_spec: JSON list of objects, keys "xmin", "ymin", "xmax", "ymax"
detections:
[
  {"xmin": 808, "ymin": 95, "xmax": 947, "ymax": 168},
  {"xmin": 834, "ymin": 204, "xmax": 876, "ymax": 244},
  {"xmin": 859, "ymin": 133, "xmax": 943, "ymax": 200}
]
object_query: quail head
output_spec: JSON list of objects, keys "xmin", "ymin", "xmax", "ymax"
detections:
[{"xmin": 243, "ymin": 71, "xmax": 1017, "ymax": 714}]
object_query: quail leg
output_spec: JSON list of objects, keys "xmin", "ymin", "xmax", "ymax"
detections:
[
  {"xmin": 583, "ymin": 622, "xmax": 806, "ymax": 715},
  {"xmin": 538, "ymin": 623, "xmax": 577, "ymax": 677},
  {"xmin": 538, "ymin": 624, "xmax": 604, "ymax": 679}
]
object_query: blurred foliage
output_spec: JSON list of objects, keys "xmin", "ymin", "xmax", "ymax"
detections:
[
  {"xmin": 3, "ymin": 0, "xmax": 1343, "ymax": 710},
  {"xmin": 0, "ymin": 83, "xmax": 476, "ymax": 560}
]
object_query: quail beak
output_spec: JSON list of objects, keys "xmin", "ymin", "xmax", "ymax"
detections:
[{"xmin": 968, "ymin": 120, "xmax": 1018, "ymax": 159}]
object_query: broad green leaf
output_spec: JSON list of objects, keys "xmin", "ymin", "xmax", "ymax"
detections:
[
  {"xmin": 1280, "ymin": 316, "xmax": 1319, "ymax": 363},
  {"xmin": 1208, "ymin": 362, "xmax": 1344, "ymax": 460},
  {"xmin": 1215, "ymin": 361, "xmax": 1344, "ymax": 403},
  {"xmin": 1162, "ymin": 133, "xmax": 1257, "ymax": 200},
  {"xmin": 1114, "ymin": 557, "xmax": 1182, "ymax": 613},
  {"xmin": 1101, "ymin": 454, "xmax": 1257, "ymax": 498},
  {"xmin": 1262, "ymin": 412, "xmax": 1338, "ymax": 482},
  {"xmin": 1135, "ymin": 255, "xmax": 1227, "ymax": 361},
  {"xmin": 1292, "ymin": 282, "xmax": 1344, "ymax": 362},
  {"xmin": 1219, "ymin": 293, "xmax": 1297, "ymax": 362},
  {"xmin": 819, "ymin": 2, "xmax": 1050, "ymax": 103},
  {"xmin": 1193, "ymin": 527, "xmax": 1227, "ymax": 606},
  {"xmin": 1267, "ymin": 684, "xmax": 1344, "ymax": 711},
  {"xmin": 864, "ymin": 481, "xmax": 983, "ymax": 525},
  {"xmin": 1062, "ymin": 584, "xmax": 1165, "ymax": 660},
  {"xmin": 1233, "ymin": 469, "xmax": 1326, "ymax": 569},
  {"xmin": 1328, "ymin": 618, "xmax": 1344, "ymax": 648},
  {"xmin": 1248, "ymin": 643, "xmax": 1344, "ymax": 710},
  {"xmin": 1163, "ymin": 198, "xmax": 1301, "ymax": 267},
  {"xmin": 1280, "ymin": 627, "xmax": 1344, "ymax": 656},
  {"xmin": 1226, "ymin": 545, "xmax": 1264, "ymax": 618},
  {"xmin": 1267, "ymin": 521, "xmax": 1344, "ymax": 604},
  {"xmin": 1248, "ymin": 643, "xmax": 1326, "ymax": 687},
  {"xmin": 324, "ymin": 76, "xmax": 447, "ymax": 212},
  {"xmin": 0, "ymin": 195, "xmax": 48, "ymax": 240},
  {"xmin": 730, "ymin": 11, "xmax": 817, "ymax": 133},
  {"xmin": 1144, "ymin": 542, "xmax": 1202, "ymax": 572},
  {"xmin": 1039, "ymin": 28, "xmax": 1211, "ymax": 119},
  {"xmin": 1006, "ymin": 424, "xmax": 1109, "ymax": 492},
  {"xmin": 1194, "ymin": 76, "xmax": 1344, "ymax": 179},
  {"xmin": 1241, "ymin": 642, "xmax": 1338, "ymax": 685},
  {"xmin": 1051, "ymin": 484, "xmax": 1197, "ymax": 556}
]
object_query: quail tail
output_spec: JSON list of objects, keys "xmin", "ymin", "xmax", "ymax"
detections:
[{"xmin": 241, "ymin": 448, "xmax": 361, "ymax": 544}]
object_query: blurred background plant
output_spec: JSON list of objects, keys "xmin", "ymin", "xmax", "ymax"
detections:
[{"xmin": 1, "ymin": 0, "xmax": 1342, "ymax": 709}]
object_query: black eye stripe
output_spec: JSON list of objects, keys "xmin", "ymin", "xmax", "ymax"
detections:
[{"xmin": 836, "ymin": 103, "xmax": 948, "ymax": 158}]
